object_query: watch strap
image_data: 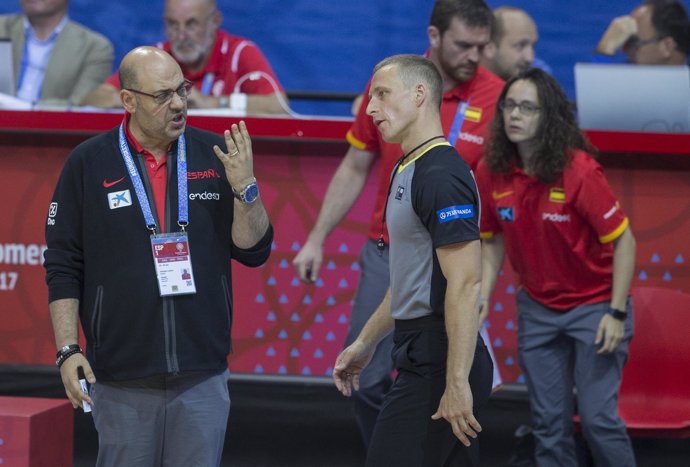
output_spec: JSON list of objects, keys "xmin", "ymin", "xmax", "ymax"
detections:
[
  {"xmin": 607, "ymin": 307, "xmax": 627, "ymax": 321},
  {"xmin": 232, "ymin": 177, "xmax": 258, "ymax": 202},
  {"xmin": 55, "ymin": 344, "xmax": 83, "ymax": 368}
]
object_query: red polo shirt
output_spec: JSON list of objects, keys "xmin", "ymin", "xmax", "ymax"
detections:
[
  {"xmin": 107, "ymin": 30, "xmax": 283, "ymax": 96},
  {"xmin": 475, "ymin": 150, "xmax": 629, "ymax": 311},
  {"xmin": 347, "ymin": 64, "xmax": 504, "ymax": 244},
  {"xmin": 123, "ymin": 113, "xmax": 168, "ymax": 232}
]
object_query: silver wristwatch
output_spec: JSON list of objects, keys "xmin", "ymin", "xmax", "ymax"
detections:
[{"xmin": 232, "ymin": 177, "xmax": 259, "ymax": 204}]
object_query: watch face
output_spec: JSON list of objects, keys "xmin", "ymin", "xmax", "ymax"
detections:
[{"xmin": 243, "ymin": 183, "xmax": 259, "ymax": 203}]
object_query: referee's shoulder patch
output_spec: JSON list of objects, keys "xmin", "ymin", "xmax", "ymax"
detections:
[{"xmin": 436, "ymin": 205, "xmax": 474, "ymax": 223}]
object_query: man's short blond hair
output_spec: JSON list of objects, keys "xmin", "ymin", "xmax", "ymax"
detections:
[{"xmin": 373, "ymin": 54, "xmax": 443, "ymax": 110}]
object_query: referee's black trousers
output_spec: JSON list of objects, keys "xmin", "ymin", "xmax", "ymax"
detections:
[{"xmin": 366, "ymin": 315, "xmax": 493, "ymax": 467}]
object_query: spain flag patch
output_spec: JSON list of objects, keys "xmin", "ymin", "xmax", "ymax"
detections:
[
  {"xmin": 549, "ymin": 187, "xmax": 566, "ymax": 203},
  {"xmin": 465, "ymin": 106, "xmax": 482, "ymax": 123}
]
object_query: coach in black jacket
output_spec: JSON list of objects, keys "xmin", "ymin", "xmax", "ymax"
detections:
[{"xmin": 44, "ymin": 46, "xmax": 273, "ymax": 467}]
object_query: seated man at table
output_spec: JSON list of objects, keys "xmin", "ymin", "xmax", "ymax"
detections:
[
  {"xmin": 81, "ymin": 0, "xmax": 287, "ymax": 114},
  {"xmin": 0, "ymin": 0, "xmax": 113, "ymax": 106},
  {"xmin": 595, "ymin": 0, "xmax": 690, "ymax": 65}
]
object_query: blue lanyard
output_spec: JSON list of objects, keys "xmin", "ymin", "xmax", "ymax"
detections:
[
  {"xmin": 200, "ymin": 72, "xmax": 215, "ymax": 95},
  {"xmin": 447, "ymin": 98, "xmax": 471, "ymax": 147},
  {"xmin": 117, "ymin": 123, "xmax": 188, "ymax": 233}
]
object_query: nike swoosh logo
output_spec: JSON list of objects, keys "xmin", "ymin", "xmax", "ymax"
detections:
[
  {"xmin": 492, "ymin": 190, "xmax": 514, "ymax": 200},
  {"xmin": 103, "ymin": 176, "xmax": 126, "ymax": 188}
]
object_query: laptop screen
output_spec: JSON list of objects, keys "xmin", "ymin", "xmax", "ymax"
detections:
[
  {"xmin": 574, "ymin": 63, "xmax": 690, "ymax": 133},
  {"xmin": 0, "ymin": 40, "xmax": 14, "ymax": 95}
]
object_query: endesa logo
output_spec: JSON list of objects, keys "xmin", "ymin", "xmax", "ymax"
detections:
[
  {"xmin": 437, "ymin": 205, "xmax": 474, "ymax": 224},
  {"xmin": 542, "ymin": 212, "xmax": 571, "ymax": 223},
  {"xmin": 457, "ymin": 132, "xmax": 484, "ymax": 146},
  {"xmin": 189, "ymin": 191, "xmax": 220, "ymax": 201}
]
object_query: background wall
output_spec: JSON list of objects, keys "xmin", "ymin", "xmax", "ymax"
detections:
[
  {"xmin": 2, "ymin": 0, "xmax": 681, "ymax": 115},
  {"xmin": 1, "ymin": 0, "xmax": 690, "ymax": 384}
]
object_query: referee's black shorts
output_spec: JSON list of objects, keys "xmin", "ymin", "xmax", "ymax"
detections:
[{"xmin": 366, "ymin": 314, "xmax": 493, "ymax": 467}]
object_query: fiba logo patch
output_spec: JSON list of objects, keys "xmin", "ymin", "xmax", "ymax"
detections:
[{"xmin": 395, "ymin": 185, "xmax": 405, "ymax": 200}]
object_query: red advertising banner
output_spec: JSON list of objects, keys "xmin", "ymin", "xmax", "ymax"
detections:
[{"xmin": 1, "ymin": 112, "xmax": 689, "ymax": 386}]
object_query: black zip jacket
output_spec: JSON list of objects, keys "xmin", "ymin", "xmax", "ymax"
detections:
[{"xmin": 44, "ymin": 125, "xmax": 273, "ymax": 381}]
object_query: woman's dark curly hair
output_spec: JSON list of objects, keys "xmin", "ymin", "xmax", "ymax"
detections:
[{"xmin": 485, "ymin": 68, "xmax": 596, "ymax": 183}]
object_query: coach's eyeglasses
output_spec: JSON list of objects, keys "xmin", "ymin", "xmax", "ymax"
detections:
[{"xmin": 125, "ymin": 80, "xmax": 193, "ymax": 105}]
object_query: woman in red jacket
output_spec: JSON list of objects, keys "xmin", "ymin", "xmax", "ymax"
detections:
[{"xmin": 475, "ymin": 68, "xmax": 636, "ymax": 467}]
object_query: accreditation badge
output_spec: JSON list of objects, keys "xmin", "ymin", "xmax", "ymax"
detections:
[{"xmin": 150, "ymin": 232, "xmax": 197, "ymax": 296}]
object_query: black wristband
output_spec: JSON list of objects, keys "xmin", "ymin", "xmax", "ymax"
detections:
[
  {"xmin": 607, "ymin": 307, "xmax": 627, "ymax": 321},
  {"xmin": 55, "ymin": 344, "xmax": 83, "ymax": 368}
]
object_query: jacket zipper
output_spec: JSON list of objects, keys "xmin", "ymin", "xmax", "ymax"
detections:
[
  {"xmin": 90, "ymin": 285, "xmax": 104, "ymax": 363},
  {"xmin": 221, "ymin": 275, "xmax": 233, "ymax": 352},
  {"xmin": 135, "ymin": 151, "xmax": 180, "ymax": 374}
]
